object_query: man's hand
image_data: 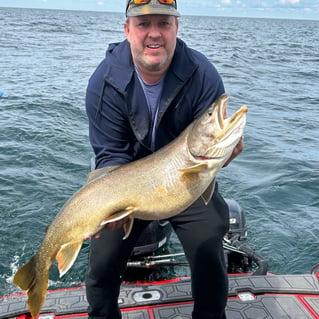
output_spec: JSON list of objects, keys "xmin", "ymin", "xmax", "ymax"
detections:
[
  {"xmin": 222, "ymin": 100, "xmax": 245, "ymax": 167},
  {"xmin": 92, "ymin": 216, "xmax": 131, "ymax": 239},
  {"xmin": 223, "ymin": 137, "xmax": 244, "ymax": 167}
]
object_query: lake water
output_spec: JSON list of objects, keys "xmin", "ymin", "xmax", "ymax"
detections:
[{"xmin": 0, "ymin": 7, "xmax": 318, "ymax": 296}]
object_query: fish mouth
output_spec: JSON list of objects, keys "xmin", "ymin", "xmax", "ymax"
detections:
[{"xmin": 214, "ymin": 95, "xmax": 247, "ymax": 143}]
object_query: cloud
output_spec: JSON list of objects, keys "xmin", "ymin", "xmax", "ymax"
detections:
[{"xmin": 278, "ymin": 0, "xmax": 300, "ymax": 4}]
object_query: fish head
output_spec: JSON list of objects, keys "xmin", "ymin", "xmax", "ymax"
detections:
[{"xmin": 187, "ymin": 94, "xmax": 248, "ymax": 168}]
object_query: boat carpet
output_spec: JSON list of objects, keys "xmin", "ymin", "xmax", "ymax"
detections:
[{"xmin": 1, "ymin": 274, "xmax": 319, "ymax": 319}]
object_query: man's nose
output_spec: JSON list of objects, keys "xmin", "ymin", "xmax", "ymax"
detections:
[{"xmin": 148, "ymin": 23, "xmax": 161, "ymax": 38}]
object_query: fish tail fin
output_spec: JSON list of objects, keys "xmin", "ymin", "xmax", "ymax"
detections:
[
  {"xmin": 13, "ymin": 255, "xmax": 37, "ymax": 291},
  {"xmin": 13, "ymin": 255, "xmax": 49, "ymax": 318}
]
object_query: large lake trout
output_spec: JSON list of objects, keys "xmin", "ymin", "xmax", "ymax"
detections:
[{"xmin": 13, "ymin": 94, "xmax": 247, "ymax": 318}]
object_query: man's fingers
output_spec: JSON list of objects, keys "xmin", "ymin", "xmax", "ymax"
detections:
[
  {"xmin": 105, "ymin": 216, "xmax": 130, "ymax": 230},
  {"xmin": 223, "ymin": 137, "xmax": 244, "ymax": 167},
  {"xmin": 90, "ymin": 216, "xmax": 131, "ymax": 239}
]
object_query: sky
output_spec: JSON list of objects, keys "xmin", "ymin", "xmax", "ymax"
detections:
[{"xmin": 0, "ymin": 0, "xmax": 318, "ymax": 20}]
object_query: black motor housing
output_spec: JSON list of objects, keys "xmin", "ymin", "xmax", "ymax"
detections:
[{"xmin": 225, "ymin": 198, "xmax": 248, "ymax": 241}]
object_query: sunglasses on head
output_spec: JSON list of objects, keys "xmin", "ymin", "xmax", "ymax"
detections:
[{"xmin": 126, "ymin": 0, "xmax": 177, "ymax": 13}]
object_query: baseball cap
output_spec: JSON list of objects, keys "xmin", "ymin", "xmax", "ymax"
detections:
[{"xmin": 126, "ymin": 0, "xmax": 181, "ymax": 17}]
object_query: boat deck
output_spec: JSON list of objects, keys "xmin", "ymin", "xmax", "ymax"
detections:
[{"xmin": 1, "ymin": 274, "xmax": 319, "ymax": 319}]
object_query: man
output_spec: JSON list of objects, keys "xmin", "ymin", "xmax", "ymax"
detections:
[{"xmin": 85, "ymin": 0, "xmax": 244, "ymax": 318}]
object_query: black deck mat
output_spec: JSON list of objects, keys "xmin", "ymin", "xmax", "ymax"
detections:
[{"xmin": 1, "ymin": 274, "xmax": 318, "ymax": 318}]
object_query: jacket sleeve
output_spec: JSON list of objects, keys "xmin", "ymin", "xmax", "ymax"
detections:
[{"xmin": 85, "ymin": 60, "xmax": 134, "ymax": 169}]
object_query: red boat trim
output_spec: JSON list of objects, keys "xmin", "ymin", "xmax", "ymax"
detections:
[
  {"xmin": 124, "ymin": 276, "xmax": 189, "ymax": 286},
  {"xmin": 297, "ymin": 295, "xmax": 319, "ymax": 319},
  {"xmin": 55, "ymin": 315, "xmax": 86, "ymax": 319},
  {"xmin": 0, "ymin": 286, "xmax": 86, "ymax": 300},
  {"xmin": 14, "ymin": 315, "xmax": 32, "ymax": 319},
  {"xmin": 49, "ymin": 301, "xmax": 195, "ymax": 319},
  {"xmin": 0, "ymin": 292, "xmax": 26, "ymax": 299}
]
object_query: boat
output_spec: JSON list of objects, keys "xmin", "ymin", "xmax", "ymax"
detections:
[{"xmin": 1, "ymin": 199, "xmax": 318, "ymax": 319}]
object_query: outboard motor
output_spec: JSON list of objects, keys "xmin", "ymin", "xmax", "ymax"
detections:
[
  {"xmin": 226, "ymin": 198, "xmax": 248, "ymax": 242},
  {"xmin": 224, "ymin": 198, "xmax": 268, "ymax": 275}
]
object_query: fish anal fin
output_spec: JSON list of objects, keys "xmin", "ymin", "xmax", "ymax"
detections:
[
  {"xmin": 56, "ymin": 240, "xmax": 83, "ymax": 278},
  {"xmin": 13, "ymin": 255, "xmax": 49, "ymax": 318},
  {"xmin": 100, "ymin": 206, "xmax": 136, "ymax": 226},
  {"xmin": 122, "ymin": 216, "xmax": 134, "ymax": 240},
  {"xmin": 201, "ymin": 179, "xmax": 216, "ymax": 205},
  {"xmin": 179, "ymin": 163, "xmax": 208, "ymax": 174}
]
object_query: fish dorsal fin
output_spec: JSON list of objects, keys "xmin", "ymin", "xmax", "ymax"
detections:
[
  {"xmin": 87, "ymin": 165, "xmax": 121, "ymax": 183},
  {"xmin": 179, "ymin": 163, "xmax": 208, "ymax": 174},
  {"xmin": 56, "ymin": 240, "xmax": 83, "ymax": 277},
  {"xmin": 201, "ymin": 179, "xmax": 216, "ymax": 205}
]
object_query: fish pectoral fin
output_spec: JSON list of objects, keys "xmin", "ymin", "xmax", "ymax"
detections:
[
  {"xmin": 201, "ymin": 179, "xmax": 216, "ymax": 205},
  {"xmin": 122, "ymin": 216, "xmax": 134, "ymax": 240},
  {"xmin": 56, "ymin": 240, "xmax": 83, "ymax": 278},
  {"xmin": 100, "ymin": 206, "xmax": 136, "ymax": 226},
  {"xmin": 179, "ymin": 163, "xmax": 208, "ymax": 174},
  {"xmin": 87, "ymin": 165, "xmax": 121, "ymax": 183}
]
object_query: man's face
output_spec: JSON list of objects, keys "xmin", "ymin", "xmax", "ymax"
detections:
[{"xmin": 124, "ymin": 15, "xmax": 178, "ymax": 74}]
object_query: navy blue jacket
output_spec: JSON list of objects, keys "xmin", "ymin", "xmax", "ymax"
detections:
[{"xmin": 86, "ymin": 38, "xmax": 225, "ymax": 169}]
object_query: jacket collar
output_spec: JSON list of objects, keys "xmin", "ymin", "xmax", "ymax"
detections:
[{"xmin": 103, "ymin": 40, "xmax": 134, "ymax": 93}]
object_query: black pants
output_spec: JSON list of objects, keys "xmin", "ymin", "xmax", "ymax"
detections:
[{"xmin": 85, "ymin": 189, "xmax": 229, "ymax": 319}]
